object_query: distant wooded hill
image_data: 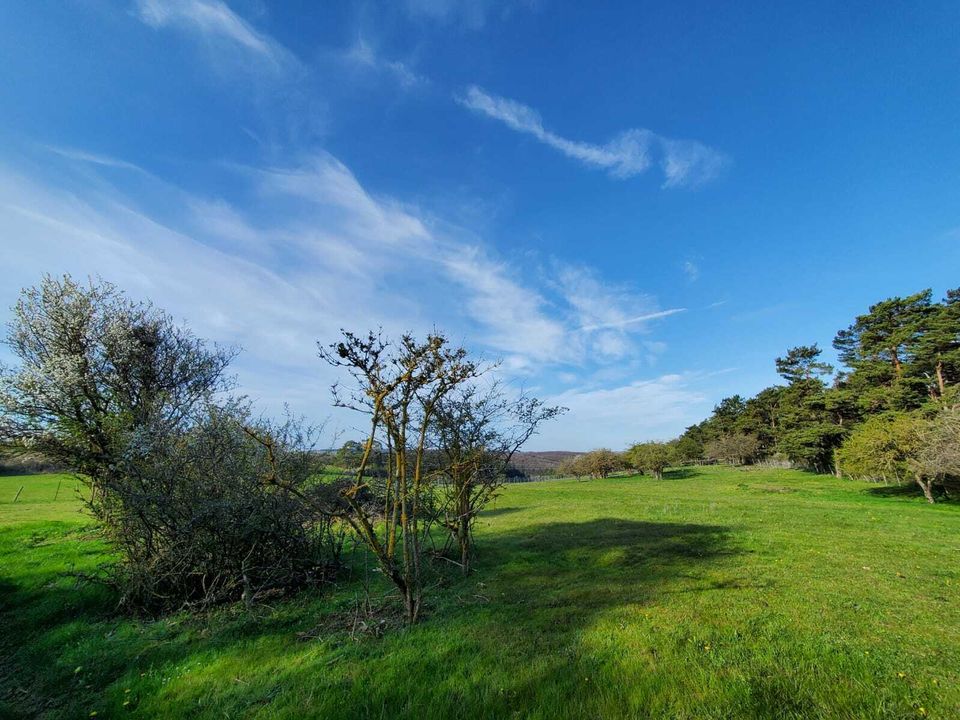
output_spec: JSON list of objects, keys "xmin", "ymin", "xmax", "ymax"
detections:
[{"xmin": 508, "ymin": 451, "xmax": 582, "ymax": 474}]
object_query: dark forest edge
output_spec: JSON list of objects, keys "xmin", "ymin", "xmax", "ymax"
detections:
[{"xmin": 587, "ymin": 288, "xmax": 959, "ymax": 503}]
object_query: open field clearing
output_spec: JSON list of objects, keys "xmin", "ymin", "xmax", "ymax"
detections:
[
  {"xmin": 4, "ymin": 4, "xmax": 960, "ymax": 718},
  {"xmin": 2, "ymin": 466, "xmax": 958, "ymax": 719}
]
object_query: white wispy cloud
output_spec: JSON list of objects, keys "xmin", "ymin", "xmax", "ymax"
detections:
[
  {"xmin": 403, "ymin": 0, "xmax": 494, "ymax": 30},
  {"xmin": 458, "ymin": 85, "xmax": 729, "ymax": 187},
  {"xmin": 254, "ymin": 153, "xmax": 433, "ymax": 247},
  {"xmin": 342, "ymin": 37, "xmax": 428, "ymax": 89},
  {"xmin": 661, "ymin": 139, "xmax": 729, "ymax": 189},
  {"xmin": 134, "ymin": 0, "xmax": 296, "ymax": 71},
  {"xmin": 186, "ymin": 197, "xmax": 264, "ymax": 251},
  {"xmin": 41, "ymin": 145, "xmax": 146, "ymax": 172},
  {"xmin": 0, "ymin": 149, "xmax": 642, "ymax": 377},
  {"xmin": 552, "ymin": 264, "xmax": 684, "ymax": 344},
  {"xmin": 459, "ymin": 86, "xmax": 653, "ymax": 178},
  {"xmin": 579, "ymin": 308, "xmax": 687, "ymax": 332},
  {"xmin": 682, "ymin": 260, "xmax": 700, "ymax": 282},
  {"xmin": 538, "ymin": 374, "xmax": 709, "ymax": 450},
  {"xmin": 0, "ymin": 146, "xmax": 704, "ymax": 447},
  {"xmin": 439, "ymin": 245, "xmax": 568, "ymax": 362}
]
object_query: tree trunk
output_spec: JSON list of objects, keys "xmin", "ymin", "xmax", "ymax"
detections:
[
  {"xmin": 460, "ymin": 525, "xmax": 470, "ymax": 575},
  {"xmin": 456, "ymin": 513, "xmax": 470, "ymax": 576},
  {"xmin": 455, "ymin": 476, "xmax": 472, "ymax": 576},
  {"xmin": 936, "ymin": 359, "xmax": 946, "ymax": 400},
  {"xmin": 404, "ymin": 585, "xmax": 421, "ymax": 624},
  {"xmin": 915, "ymin": 474, "xmax": 936, "ymax": 504}
]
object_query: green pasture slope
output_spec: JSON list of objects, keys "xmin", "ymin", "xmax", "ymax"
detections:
[{"xmin": 1, "ymin": 467, "xmax": 958, "ymax": 719}]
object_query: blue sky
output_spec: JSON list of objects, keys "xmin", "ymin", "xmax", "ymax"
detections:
[{"xmin": 1, "ymin": 1, "xmax": 958, "ymax": 450}]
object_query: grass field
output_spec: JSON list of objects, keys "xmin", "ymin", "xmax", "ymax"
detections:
[{"xmin": 1, "ymin": 467, "xmax": 959, "ymax": 719}]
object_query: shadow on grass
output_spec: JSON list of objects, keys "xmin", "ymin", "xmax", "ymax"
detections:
[
  {"xmin": 477, "ymin": 506, "xmax": 523, "ymax": 518},
  {"xmin": 662, "ymin": 467, "xmax": 703, "ymax": 480},
  {"xmin": 473, "ymin": 518, "xmax": 734, "ymax": 615},
  {"xmin": 865, "ymin": 482, "xmax": 959, "ymax": 503},
  {"xmin": 352, "ymin": 518, "xmax": 739, "ymax": 717},
  {"xmin": 0, "ymin": 465, "xmax": 72, "ymax": 479},
  {"xmin": 866, "ymin": 483, "xmax": 921, "ymax": 498},
  {"xmin": 2, "ymin": 517, "xmax": 738, "ymax": 718}
]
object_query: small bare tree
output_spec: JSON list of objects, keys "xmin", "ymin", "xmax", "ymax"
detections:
[
  {"xmin": 319, "ymin": 330, "xmax": 481, "ymax": 623},
  {"xmin": 911, "ymin": 406, "xmax": 960, "ymax": 503},
  {"xmin": 432, "ymin": 383, "xmax": 564, "ymax": 574},
  {"xmin": 704, "ymin": 433, "xmax": 761, "ymax": 466}
]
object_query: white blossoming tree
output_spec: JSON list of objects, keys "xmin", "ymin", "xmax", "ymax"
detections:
[
  {"xmin": 0, "ymin": 274, "xmax": 235, "ymax": 486},
  {"xmin": 0, "ymin": 276, "xmax": 341, "ymax": 612}
]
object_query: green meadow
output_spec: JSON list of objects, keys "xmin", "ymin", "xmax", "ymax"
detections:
[{"xmin": 2, "ymin": 467, "xmax": 958, "ymax": 719}]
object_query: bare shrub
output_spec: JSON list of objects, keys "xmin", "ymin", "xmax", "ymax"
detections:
[
  {"xmin": 704, "ymin": 434, "xmax": 761, "ymax": 466},
  {"xmin": 318, "ymin": 330, "xmax": 482, "ymax": 623},
  {"xmin": 102, "ymin": 403, "xmax": 344, "ymax": 612},
  {"xmin": 911, "ymin": 406, "xmax": 960, "ymax": 503},
  {"xmin": 432, "ymin": 382, "xmax": 564, "ymax": 574}
]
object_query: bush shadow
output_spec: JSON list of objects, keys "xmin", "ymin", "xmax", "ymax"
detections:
[
  {"xmin": 663, "ymin": 467, "xmax": 703, "ymax": 480},
  {"xmin": 477, "ymin": 506, "xmax": 522, "ymax": 518},
  {"xmin": 473, "ymin": 517, "xmax": 734, "ymax": 616},
  {"xmin": 3, "ymin": 517, "xmax": 739, "ymax": 718},
  {"xmin": 865, "ymin": 483, "xmax": 959, "ymax": 503},
  {"xmin": 356, "ymin": 517, "xmax": 740, "ymax": 717}
]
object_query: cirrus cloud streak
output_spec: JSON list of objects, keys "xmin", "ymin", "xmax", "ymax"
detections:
[{"xmin": 458, "ymin": 85, "xmax": 729, "ymax": 188}]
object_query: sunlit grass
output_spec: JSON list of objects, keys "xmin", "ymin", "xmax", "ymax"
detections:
[
  {"xmin": 0, "ymin": 472, "xmax": 86, "ymax": 525},
  {"xmin": 1, "ymin": 467, "xmax": 958, "ymax": 718}
]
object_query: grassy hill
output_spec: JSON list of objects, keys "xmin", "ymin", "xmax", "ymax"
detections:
[{"xmin": 1, "ymin": 467, "xmax": 958, "ymax": 719}]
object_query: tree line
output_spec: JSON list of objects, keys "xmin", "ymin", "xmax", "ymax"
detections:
[
  {"xmin": 556, "ymin": 444, "xmax": 673, "ymax": 481},
  {"xmin": 670, "ymin": 288, "xmax": 960, "ymax": 501},
  {"xmin": 552, "ymin": 288, "xmax": 959, "ymax": 503}
]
